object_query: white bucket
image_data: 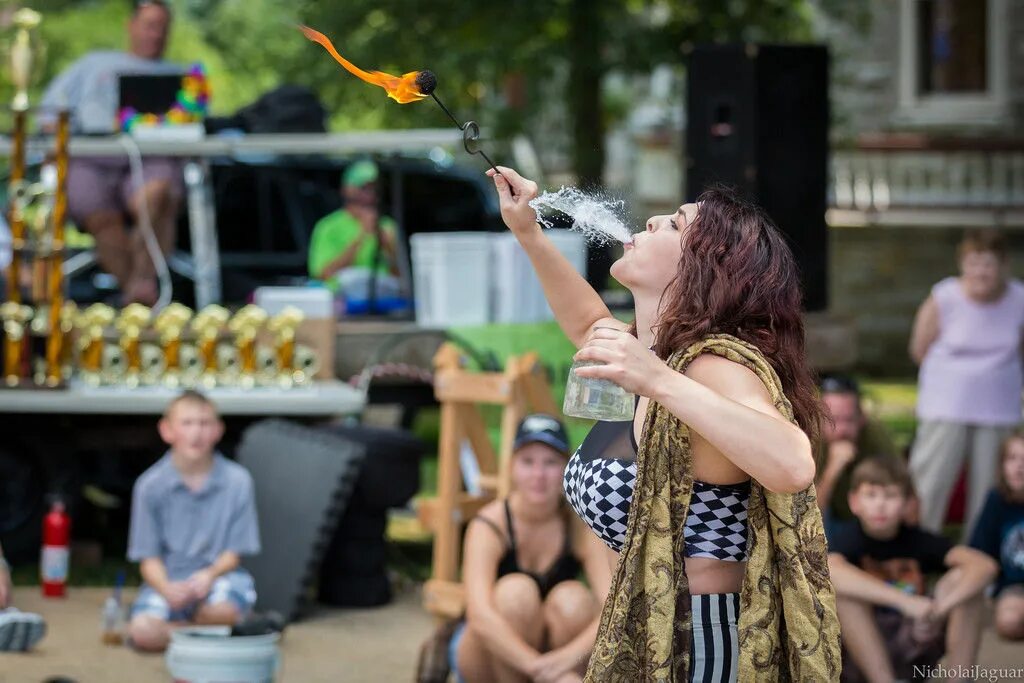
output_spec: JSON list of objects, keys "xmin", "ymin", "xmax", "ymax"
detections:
[
  {"xmin": 165, "ymin": 626, "xmax": 280, "ymax": 683},
  {"xmin": 410, "ymin": 232, "xmax": 493, "ymax": 326}
]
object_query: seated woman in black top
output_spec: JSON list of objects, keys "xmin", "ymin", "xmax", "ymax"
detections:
[{"xmin": 453, "ymin": 414, "xmax": 612, "ymax": 683}]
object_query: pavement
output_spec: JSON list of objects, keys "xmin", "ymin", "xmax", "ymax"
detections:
[
  {"xmin": 1, "ymin": 585, "xmax": 1022, "ymax": 682},
  {"xmin": 0, "ymin": 585, "xmax": 435, "ymax": 683}
]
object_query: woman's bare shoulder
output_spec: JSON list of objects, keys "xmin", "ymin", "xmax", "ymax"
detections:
[
  {"xmin": 684, "ymin": 353, "xmax": 762, "ymax": 389},
  {"xmin": 475, "ymin": 499, "xmax": 506, "ymax": 527}
]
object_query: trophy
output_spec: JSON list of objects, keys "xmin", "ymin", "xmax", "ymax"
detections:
[
  {"xmin": 1, "ymin": 302, "xmax": 32, "ymax": 386},
  {"xmin": 29, "ymin": 303, "xmax": 48, "ymax": 384},
  {"xmin": 215, "ymin": 342, "xmax": 240, "ymax": 386},
  {"xmin": 114, "ymin": 304, "xmax": 152, "ymax": 387},
  {"xmin": 292, "ymin": 344, "xmax": 320, "ymax": 387},
  {"xmin": 4, "ymin": 9, "xmax": 41, "ymax": 305},
  {"xmin": 43, "ymin": 110, "xmax": 71, "ymax": 386},
  {"xmin": 178, "ymin": 343, "xmax": 201, "ymax": 387},
  {"xmin": 265, "ymin": 306, "xmax": 304, "ymax": 387},
  {"xmin": 54, "ymin": 301, "xmax": 76, "ymax": 383},
  {"xmin": 76, "ymin": 304, "xmax": 115, "ymax": 386},
  {"xmin": 4, "ymin": 9, "xmax": 72, "ymax": 390},
  {"xmin": 227, "ymin": 305, "xmax": 267, "ymax": 388},
  {"xmin": 153, "ymin": 303, "xmax": 193, "ymax": 388},
  {"xmin": 139, "ymin": 342, "xmax": 165, "ymax": 386},
  {"xmin": 191, "ymin": 305, "xmax": 229, "ymax": 388}
]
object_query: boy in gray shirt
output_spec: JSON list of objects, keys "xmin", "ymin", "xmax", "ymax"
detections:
[{"xmin": 127, "ymin": 390, "xmax": 261, "ymax": 652}]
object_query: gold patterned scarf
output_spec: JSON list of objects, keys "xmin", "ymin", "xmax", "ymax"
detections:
[{"xmin": 585, "ymin": 334, "xmax": 841, "ymax": 682}]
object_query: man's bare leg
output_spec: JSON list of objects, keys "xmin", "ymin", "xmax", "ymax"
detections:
[
  {"xmin": 125, "ymin": 179, "xmax": 179, "ymax": 305},
  {"xmin": 83, "ymin": 210, "xmax": 131, "ymax": 288}
]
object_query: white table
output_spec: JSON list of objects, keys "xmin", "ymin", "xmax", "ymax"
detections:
[
  {"xmin": 1, "ymin": 130, "xmax": 464, "ymax": 307},
  {"xmin": 0, "ymin": 378, "xmax": 365, "ymax": 416}
]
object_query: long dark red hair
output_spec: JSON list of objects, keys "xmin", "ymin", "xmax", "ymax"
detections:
[{"xmin": 652, "ymin": 186, "xmax": 823, "ymax": 442}]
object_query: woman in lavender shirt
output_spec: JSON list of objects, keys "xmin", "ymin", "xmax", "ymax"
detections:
[{"xmin": 909, "ymin": 229, "xmax": 1024, "ymax": 539}]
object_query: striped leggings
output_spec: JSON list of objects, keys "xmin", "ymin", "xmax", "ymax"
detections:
[{"xmin": 690, "ymin": 593, "xmax": 740, "ymax": 683}]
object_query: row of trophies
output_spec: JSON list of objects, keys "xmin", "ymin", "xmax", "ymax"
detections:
[
  {"xmin": 0, "ymin": 12, "xmax": 323, "ymax": 391},
  {"xmin": 3, "ymin": 302, "xmax": 320, "ymax": 389}
]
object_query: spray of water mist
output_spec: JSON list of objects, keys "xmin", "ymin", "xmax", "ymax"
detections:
[{"xmin": 529, "ymin": 187, "xmax": 635, "ymax": 245}]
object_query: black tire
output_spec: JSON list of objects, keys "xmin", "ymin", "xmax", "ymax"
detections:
[
  {"xmin": 320, "ymin": 538, "xmax": 387, "ymax": 576},
  {"xmin": 0, "ymin": 441, "xmax": 45, "ymax": 563},
  {"xmin": 333, "ymin": 508, "xmax": 387, "ymax": 542},
  {"xmin": 317, "ymin": 572, "xmax": 391, "ymax": 608}
]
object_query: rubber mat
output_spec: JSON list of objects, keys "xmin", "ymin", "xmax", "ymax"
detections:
[{"xmin": 237, "ymin": 419, "xmax": 366, "ymax": 621}]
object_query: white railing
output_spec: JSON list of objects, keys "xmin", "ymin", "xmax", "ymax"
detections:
[{"xmin": 830, "ymin": 146, "xmax": 1024, "ymax": 211}]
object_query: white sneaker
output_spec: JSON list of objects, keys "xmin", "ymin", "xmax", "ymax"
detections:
[{"xmin": 0, "ymin": 608, "xmax": 47, "ymax": 651}]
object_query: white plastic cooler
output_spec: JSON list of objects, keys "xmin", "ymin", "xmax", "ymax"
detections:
[{"xmin": 410, "ymin": 230, "xmax": 587, "ymax": 326}]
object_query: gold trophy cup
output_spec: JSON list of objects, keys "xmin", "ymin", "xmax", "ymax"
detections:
[
  {"xmin": 292, "ymin": 344, "xmax": 320, "ymax": 387},
  {"xmin": 227, "ymin": 305, "xmax": 268, "ymax": 389},
  {"xmin": 266, "ymin": 306, "xmax": 304, "ymax": 388},
  {"xmin": 1, "ymin": 302, "xmax": 32, "ymax": 386},
  {"xmin": 114, "ymin": 304, "xmax": 151, "ymax": 388},
  {"xmin": 76, "ymin": 303, "xmax": 115, "ymax": 386},
  {"xmin": 191, "ymin": 305, "xmax": 230, "ymax": 388},
  {"xmin": 55, "ymin": 301, "xmax": 77, "ymax": 382},
  {"xmin": 153, "ymin": 303, "xmax": 193, "ymax": 388}
]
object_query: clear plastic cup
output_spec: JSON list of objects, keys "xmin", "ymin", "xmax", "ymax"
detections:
[{"xmin": 562, "ymin": 360, "xmax": 635, "ymax": 421}]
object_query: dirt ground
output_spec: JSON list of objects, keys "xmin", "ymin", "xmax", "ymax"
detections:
[
  {"xmin": 2, "ymin": 585, "xmax": 1023, "ymax": 682},
  {"xmin": 0, "ymin": 585, "xmax": 435, "ymax": 683}
]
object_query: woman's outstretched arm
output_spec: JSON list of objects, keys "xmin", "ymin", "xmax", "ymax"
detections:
[{"xmin": 489, "ymin": 166, "xmax": 615, "ymax": 348}]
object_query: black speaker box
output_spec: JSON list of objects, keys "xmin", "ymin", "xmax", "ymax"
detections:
[{"xmin": 686, "ymin": 44, "xmax": 829, "ymax": 312}]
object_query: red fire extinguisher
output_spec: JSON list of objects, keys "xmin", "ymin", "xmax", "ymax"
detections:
[{"xmin": 41, "ymin": 499, "xmax": 70, "ymax": 598}]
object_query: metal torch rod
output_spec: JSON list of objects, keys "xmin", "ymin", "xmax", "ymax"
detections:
[{"xmin": 429, "ymin": 92, "xmax": 508, "ymax": 183}]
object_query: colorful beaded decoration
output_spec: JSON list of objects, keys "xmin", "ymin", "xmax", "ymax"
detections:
[{"xmin": 118, "ymin": 63, "xmax": 210, "ymax": 132}]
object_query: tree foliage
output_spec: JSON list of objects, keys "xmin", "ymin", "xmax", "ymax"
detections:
[{"xmin": 1, "ymin": 0, "xmax": 817, "ymax": 184}]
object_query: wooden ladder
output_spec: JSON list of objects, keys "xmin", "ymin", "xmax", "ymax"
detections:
[{"xmin": 419, "ymin": 342, "xmax": 558, "ymax": 619}]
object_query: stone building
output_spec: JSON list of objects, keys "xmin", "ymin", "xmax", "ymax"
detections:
[{"xmin": 823, "ymin": 0, "xmax": 1024, "ymax": 374}]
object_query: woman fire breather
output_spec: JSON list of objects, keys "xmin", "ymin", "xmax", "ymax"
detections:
[{"xmin": 489, "ymin": 166, "xmax": 841, "ymax": 682}]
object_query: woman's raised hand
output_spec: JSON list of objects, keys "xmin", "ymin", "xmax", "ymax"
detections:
[{"xmin": 487, "ymin": 166, "xmax": 540, "ymax": 237}]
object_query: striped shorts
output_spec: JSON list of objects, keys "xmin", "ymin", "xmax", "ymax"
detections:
[{"xmin": 690, "ymin": 592, "xmax": 740, "ymax": 683}]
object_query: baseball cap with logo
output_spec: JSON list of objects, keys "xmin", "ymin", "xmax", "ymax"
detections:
[{"xmin": 513, "ymin": 414, "xmax": 570, "ymax": 456}]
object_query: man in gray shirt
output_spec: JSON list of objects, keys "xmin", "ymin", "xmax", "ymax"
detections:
[{"xmin": 40, "ymin": 0, "xmax": 183, "ymax": 305}]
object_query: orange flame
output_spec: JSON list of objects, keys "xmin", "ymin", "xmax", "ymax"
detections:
[{"xmin": 299, "ymin": 25, "xmax": 428, "ymax": 104}]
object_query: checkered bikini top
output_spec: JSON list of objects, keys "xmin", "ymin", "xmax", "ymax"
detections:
[{"xmin": 563, "ymin": 415, "xmax": 751, "ymax": 561}]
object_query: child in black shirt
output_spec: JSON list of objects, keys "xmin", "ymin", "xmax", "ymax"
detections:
[
  {"xmin": 829, "ymin": 457, "xmax": 998, "ymax": 683},
  {"xmin": 970, "ymin": 431, "xmax": 1024, "ymax": 640}
]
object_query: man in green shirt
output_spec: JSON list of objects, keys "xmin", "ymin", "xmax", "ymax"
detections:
[
  {"xmin": 815, "ymin": 375, "xmax": 904, "ymax": 534},
  {"xmin": 308, "ymin": 160, "xmax": 399, "ymax": 298}
]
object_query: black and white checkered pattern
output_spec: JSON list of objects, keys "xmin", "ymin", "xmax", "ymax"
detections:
[
  {"xmin": 563, "ymin": 450, "xmax": 750, "ymax": 560},
  {"xmin": 684, "ymin": 481, "xmax": 750, "ymax": 562},
  {"xmin": 563, "ymin": 449, "xmax": 635, "ymax": 551}
]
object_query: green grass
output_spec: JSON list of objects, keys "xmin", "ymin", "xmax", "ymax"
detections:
[{"xmin": 11, "ymin": 558, "xmax": 141, "ymax": 588}]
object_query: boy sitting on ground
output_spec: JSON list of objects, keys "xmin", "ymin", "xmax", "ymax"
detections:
[
  {"xmin": 127, "ymin": 390, "xmax": 261, "ymax": 652},
  {"xmin": 828, "ymin": 456, "xmax": 998, "ymax": 683},
  {"xmin": 0, "ymin": 541, "xmax": 46, "ymax": 652}
]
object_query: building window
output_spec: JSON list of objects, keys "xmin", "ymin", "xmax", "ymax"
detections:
[
  {"xmin": 917, "ymin": 0, "xmax": 987, "ymax": 94},
  {"xmin": 897, "ymin": 0, "xmax": 1008, "ymax": 126}
]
